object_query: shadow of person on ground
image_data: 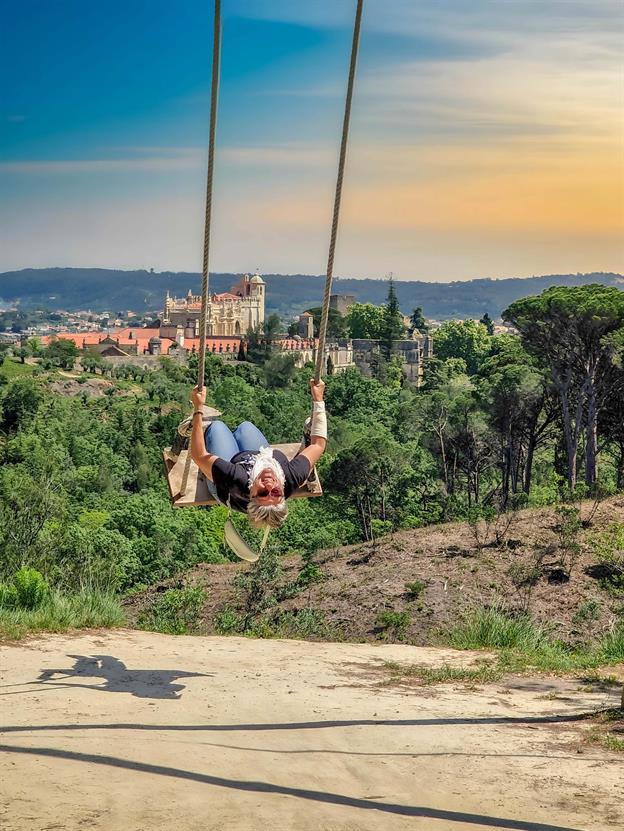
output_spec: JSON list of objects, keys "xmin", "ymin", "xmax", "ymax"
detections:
[{"xmin": 35, "ymin": 654, "xmax": 211, "ymax": 699}]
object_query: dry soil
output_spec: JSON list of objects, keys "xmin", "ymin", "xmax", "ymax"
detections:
[{"xmin": 1, "ymin": 631, "xmax": 622, "ymax": 831}]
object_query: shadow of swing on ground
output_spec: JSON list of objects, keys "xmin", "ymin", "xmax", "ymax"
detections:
[
  {"xmin": 0, "ymin": 742, "xmax": 585, "ymax": 831},
  {"xmin": 30, "ymin": 654, "xmax": 212, "ymax": 699}
]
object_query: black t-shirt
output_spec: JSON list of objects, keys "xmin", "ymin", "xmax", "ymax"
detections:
[{"xmin": 211, "ymin": 449, "xmax": 311, "ymax": 513}]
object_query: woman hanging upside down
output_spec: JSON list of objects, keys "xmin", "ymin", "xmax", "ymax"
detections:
[{"xmin": 190, "ymin": 379, "xmax": 327, "ymax": 530}]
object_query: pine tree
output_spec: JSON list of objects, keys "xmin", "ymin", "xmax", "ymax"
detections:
[
  {"xmin": 479, "ymin": 312, "xmax": 495, "ymax": 336},
  {"xmin": 380, "ymin": 275, "xmax": 405, "ymax": 358},
  {"xmin": 409, "ymin": 306, "xmax": 429, "ymax": 334}
]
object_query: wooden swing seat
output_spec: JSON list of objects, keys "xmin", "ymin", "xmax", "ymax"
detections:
[{"xmin": 163, "ymin": 435, "xmax": 323, "ymax": 509}]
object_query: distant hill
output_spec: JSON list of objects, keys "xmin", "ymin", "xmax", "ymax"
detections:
[{"xmin": 0, "ymin": 267, "xmax": 622, "ymax": 320}]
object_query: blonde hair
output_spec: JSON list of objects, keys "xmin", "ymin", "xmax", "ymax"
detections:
[{"xmin": 247, "ymin": 497, "xmax": 289, "ymax": 529}]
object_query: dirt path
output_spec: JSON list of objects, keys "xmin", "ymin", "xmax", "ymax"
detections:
[{"xmin": 1, "ymin": 631, "xmax": 621, "ymax": 831}]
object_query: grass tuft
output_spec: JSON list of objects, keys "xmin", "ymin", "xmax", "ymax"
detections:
[
  {"xmin": 0, "ymin": 589, "xmax": 125, "ymax": 640},
  {"xmin": 381, "ymin": 659, "xmax": 502, "ymax": 687},
  {"xmin": 449, "ymin": 607, "xmax": 624, "ymax": 673}
]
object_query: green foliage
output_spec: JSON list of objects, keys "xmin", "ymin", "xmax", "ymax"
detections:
[
  {"xmin": 432, "ymin": 319, "xmax": 491, "ymax": 375},
  {"xmin": 140, "ymin": 586, "xmax": 207, "ymax": 635},
  {"xmin": 504, "ymin": 284, "xmax": 624, "ymax": 491},
  {"xmin": 1, "ymin": 376, "xmax": 43, "ymax": 430},
  {"xmin": 479, "ymin": 312, "xmax": 495, "ymax": 335},
  {"xmin": 12, "ymin": 567, "xmax": 50, "ymax": 610},
  {"xmin": 43, "ymin": 337, "xmax": 80, "ymax": 370},
  {"xmin": 376, "ymin": 609, "xmax": 412, "ymax": 641},
  {"xmin": 304, "ymin": 307, "xmax": 348, "ymax": 339},
  {"xmin": 409, "ymin": 306, "xmax": 429, "ymax": 334},
  {"xmin": 449, "ymin": 607, "xmax": 553, "ymax": 651},
  {"xmin": 405, "ymin": 580, "xmax": 425, "ymax": 599},
  {"xmin": 554, "ymin": 505, "xmax": 582, "ymax": 576},
  {"xmin": 379, "ymin": 276, "xmax": 405, "ymax": 357},
  {"xmin": 0, "ymin": 589, "xmax": 125, "ymax": 639},
  {"xmin": 346, "ymin": 303, "xmax": 384, "ymax": 339},
  {"xmin": 271, "ymin": 609, "xmax": 334, "ymax": 640},
  {"xmin": 0, "ymin": 358, "xmax": 35, "ymax": 380},
  {"xmin": 263, "ymin": 352, "xmax": 297, "ymax": 388},
  {"xmin": 214, "ymin": 607, "xmax": 244, "ymax": 634},
  {"xmin": 598, "ymin": 624, "xmax": 624, "ymax": 662},
  {"xmin": 588, "ymin": 522, "xmax": 624, "ymax": 594},
  {"xmin": 0, "ymin": 583, "xmax": 19, "ymax": 609},
  {"xmin": 572, "ymin": 599, "xmax": 601, "ymax": 625}
]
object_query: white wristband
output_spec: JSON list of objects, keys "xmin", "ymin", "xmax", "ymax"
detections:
[{"xmin": 310, "ymin": 401, "xmax": 327, "ymax": 439}]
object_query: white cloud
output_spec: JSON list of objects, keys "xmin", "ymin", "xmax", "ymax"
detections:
[{"xmin": 0, "ymin": 150, "xmax": 205, "ymax": 175}]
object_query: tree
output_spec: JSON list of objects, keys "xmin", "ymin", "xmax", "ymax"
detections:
[
  {"xmin": 81, "ymin": 349, "xmax": 105, "ymax": 375},
  {"xmin": 263, "ymin": 352, "xmax": 297, "ymax": 389},
  {"xmin": 432, "ymin": 319, "xmax": 491, "ymax": 375},
  {"xmin": 44, "ymin": 338, "xmax": 80, "ymax": 370},
  {"xmin": 305, "ymin": 307, "xmax": 348, "ymax": 339},
  {"xmin": 504, "ymin": 285, "xmax": 624, "ymax": 491},
  {"xmin": 409, "ymin": 306, "xmax": 429, "ymax": 334},
  {"xmin": 0, "ymin": 377, "xmax": 43, "ymax": 431},
  {"xmin": 26, "ymin": 337, "xmax": 43, "ymax": 357},
  {"xmin": 479, "ymin": 312, "xmax": 495, "ymax": 336},
  {"xmin": 245, "ymin": 314, "xmax": 282, "ymax": 363},
  {"xmin": 346, "ymin": 303, "xmax": 384, "ymax": 339},
  {"xmin": 14, "ymin": 345, "xmax": 31, "ymax": 364},
  {"xmin": 379, "ymin": 276, "xmax": 405, "ymax": 358}
]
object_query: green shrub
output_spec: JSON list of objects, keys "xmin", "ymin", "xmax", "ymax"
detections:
[
  {"xmin": 405, "ymin": 580, "xmax": 425, "ymax": 599},
  {"xmin": 272, "ymin": 609, "xmax": 334, "ymax": 640},
  {"xmin": 214, "ymin": 608, "xmax": 244, "ymax": 634},
  {"xmin": 140, "ymin": 586, "xmax": 207, "ymax": 635},
  {"xmin": 376, "ymin": 609, "xmax": 412, "ymax": 641},
  {"xmin": 573, "ymin": 599, "xmax": 602, "ymax": 625},
  {"xmin": 449, "ymin": 607, "xmax": 553, "ymax": 651},
  {"xmin": 0, "ymin": 589, "xmax": 125, "ymax": 639},
  {"xmin": 13, "ymin": 567, "xmax": 49, "ymax": 610},
  {"xmin": 0, "ymin": 583, "xmax": 18, "ymax": 609},
  {"xmin": 598, "ymin": 624, "xmax": 624, "ymax": 663},
  {"xmin": 589, "ymin": 523, "xmax": 624, "ymax": 595}
]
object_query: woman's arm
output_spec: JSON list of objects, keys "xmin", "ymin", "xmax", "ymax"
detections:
[
  {"xmin": 299, "ymin": 379, "xmax": 327, "ymax": 469},
  {"xmin": 190, "ymin": 386, "xmax": 219, "ymax": 480}
]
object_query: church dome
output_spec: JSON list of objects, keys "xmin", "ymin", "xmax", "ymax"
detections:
[{"xmin": 250, "ymin": 273, "xmax": 264, "ymax": 284}]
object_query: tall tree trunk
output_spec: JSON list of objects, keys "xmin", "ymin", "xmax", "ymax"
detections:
[
  {"xmin": 585, "ymin": 383, "xmax": 598, "ymax": 488},
  {"xmin": 559, "ymin": 393, "xmax": 577, "ymax": 491}
]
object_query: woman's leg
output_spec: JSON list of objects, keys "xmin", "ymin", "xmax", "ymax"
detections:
[
  {"xmin": 205, "ymin": 420, "xmax": 239, "ymax": 460},
  {"xmin": 233, "ymin": 421, "xmax": 270, "ymax": 453}
]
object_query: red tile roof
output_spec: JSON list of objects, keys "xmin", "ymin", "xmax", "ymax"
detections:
[{"xmin": 41, "ymin": 330, "xmax": 241, "ymax": 356}]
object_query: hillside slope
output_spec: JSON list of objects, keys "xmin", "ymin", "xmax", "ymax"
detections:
[
  {"xmin": 126, "ymin": 498, "xmax": 624, "ymax": 645},
  {"xmin": 1, "ymin": 267, "xmax": 622, "ymax": 318}
]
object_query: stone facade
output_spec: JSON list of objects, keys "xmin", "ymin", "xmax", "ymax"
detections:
[
  {"xmin": 329, "ymin": 294, "xmax": 356, "ymax": 316},
  {"xmin": 352, "ymin": 334, "xmax": 433, "ymax": 387},
  {"xmin": 162, "ymin": 272, "xmax": 265, "ymax": 338}
]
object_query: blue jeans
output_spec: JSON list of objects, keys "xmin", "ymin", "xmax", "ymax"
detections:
[{"xmin": 205, "ymin": 420, "xmax": 269, "ymax": 461}]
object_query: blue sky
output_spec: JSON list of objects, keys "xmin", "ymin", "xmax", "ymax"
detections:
[{"xmin": 1, "ymin": 1, "xmax": 623, "ymax": 279}]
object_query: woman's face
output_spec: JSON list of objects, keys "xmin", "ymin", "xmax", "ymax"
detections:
[{"xmin": 250, "ymin": 467, "xmax": 283, "ymax": 505}]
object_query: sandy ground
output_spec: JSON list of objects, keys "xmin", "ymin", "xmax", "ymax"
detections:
[{"xmin": 0, "ymin": 631, "xmax": 622, "ymax": 831}]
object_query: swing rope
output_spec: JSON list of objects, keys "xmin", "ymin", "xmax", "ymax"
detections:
[
  {"xmin": 314, "ymin": 0, "xmax": 363, "ymax": 383},
  {"xmin": 197, "ymin": 0, "xmax": 222, "ymax": 394},
  {"xmin": 179, "ymin": 0, "xmax": 221, "ymax": 497},
  {"xmin": 178, "ymin": 0, "xmax": 363, "ymax": 497}
]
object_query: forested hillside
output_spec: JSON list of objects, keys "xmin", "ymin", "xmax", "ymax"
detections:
[
  {"xmin": 0, "ymin": 284, "xmax": 622, "ymax": 658},
  {"xmin": 1, "ymin": 267, "xmax": 621, "ymax": 319}
]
